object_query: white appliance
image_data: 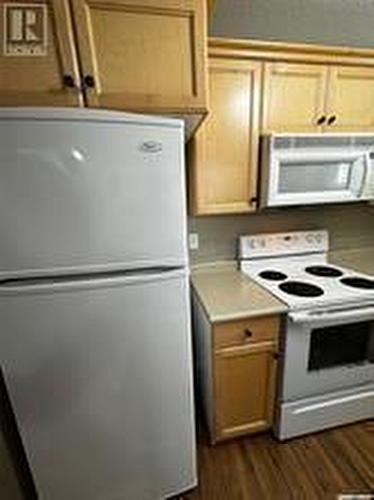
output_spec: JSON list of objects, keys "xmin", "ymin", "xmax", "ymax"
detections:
[
  {"xmin": 239, "ymin": 230, "xmax": 374, "ymax": 440},
  {"xmin": 0, "ymin": 108, "xmax": 196, "ymax": 499},
  {"xmin": 260, "ymin": 134, "xmax": 374, "ymax": 207}
]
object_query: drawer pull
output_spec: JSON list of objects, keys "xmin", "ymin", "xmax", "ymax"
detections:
[{"xmin": 244, "ymin": 328, "xmax": 253, "ymax": 338}]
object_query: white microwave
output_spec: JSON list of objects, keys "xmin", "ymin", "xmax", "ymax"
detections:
[{"xmin": 260, "ymin": 134, "xmax": 374, "ymax": 208}]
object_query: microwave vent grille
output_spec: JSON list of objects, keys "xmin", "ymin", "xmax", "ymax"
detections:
[
  {"xmin": 297, "ymin": 136, "xmax": 350, "ymax": 148},
  {"xmin": 272, "ymin": 135, "xmax": 374, "ymax": 151},
  {"xmin": 353, "ymin": 137, "xmax": 374, "ymax": 147},
  {"xmin": 273, "ymin": 137, "xmax": 292, "ymax": 149}
]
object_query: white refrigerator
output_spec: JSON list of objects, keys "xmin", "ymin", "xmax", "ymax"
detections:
[{"xmin": 0, "ymin": 108, "xmax": 197, "ymax": 499}]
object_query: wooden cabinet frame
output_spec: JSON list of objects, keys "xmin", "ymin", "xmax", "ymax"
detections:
[
  {"xmin": 214, "ymin": 340, "xmax": 279, "ymax": 441},
  {"xmin": 262, "ymin": 62, "xmax": 329, "ymax": 133},
  {"xmin": 0, "ymin": 0, "xmax": 208, "ymax": 136},
  {"xmin": 189, "ymin": 38, "xmax": 374, "ymax": 215},
  {"xmin": 208, "ymin": 38, "xmax": 374, "ymax": 67},
  {"xmin": 326, "ymin": 66, "xmax": 374, "ymax": 131},
  {"xmin": 70, "ymin": 0, "xmax": 208, "ymax": 113},
  {"xmin": 192, "ymin": 289, "xmax": 281, "ymax": 444},
  {"xmin": 209, "ymin": 38, "xmax": 374, "ymax": 135},
  {"xmin": 189, "ymin": 57, "xmax": 261, "ymax": 215},
  {"xmin": 0, "ymin": 0, "xmax": 82, "ymax": 106}
]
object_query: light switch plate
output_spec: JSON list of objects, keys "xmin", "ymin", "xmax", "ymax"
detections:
[{"xmin": 188, "ymin": 232, "xmax": 199, "ymax": 251}]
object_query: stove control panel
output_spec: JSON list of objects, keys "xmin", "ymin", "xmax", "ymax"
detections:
[{"xmin": 239, "ymin": 230, "xmax": 329, "ymax": 259}]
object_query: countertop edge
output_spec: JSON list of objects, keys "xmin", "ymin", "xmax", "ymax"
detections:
[{"xmin": 207, "ymin": 306, "xmax": 289, "ymax": 324}]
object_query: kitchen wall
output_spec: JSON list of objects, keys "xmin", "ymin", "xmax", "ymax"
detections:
[
  {"xmin": 188, "ymin": 0, "xmax": 374, "ymax": 264},
  {"xmin": 210, "ymin": 0, "xmax": 374, "ymax": 47},
  {"xmin": 189, "ymin": 204, "xmax": 374, "ymax": 263}
]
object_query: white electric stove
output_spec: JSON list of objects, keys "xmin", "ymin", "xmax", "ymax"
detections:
[
  {"xmin": 239, "ymin": 230, "xmax": 374, "ymax": 440},
  {"xmin": 240, "ymin": 230, "xmax": 374, "ymax": 311}
]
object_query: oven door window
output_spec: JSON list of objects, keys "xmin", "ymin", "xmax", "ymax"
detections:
[{"xmin": 308, "ymin": 321, "xmax": 373, "ymax": 371}]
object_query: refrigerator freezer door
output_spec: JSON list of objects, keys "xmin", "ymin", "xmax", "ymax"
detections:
[
  {"xmin": 0, "ymin": 269, "xmax": 196, "ymax": 500},
  {"xmin": 0, "ymin": 109, "xmax": 187, "ymax": 278}
]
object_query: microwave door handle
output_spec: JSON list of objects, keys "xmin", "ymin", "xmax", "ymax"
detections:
[{"xmin": 359, "ymin": 153, "xmax": 370, "ymax": 197}]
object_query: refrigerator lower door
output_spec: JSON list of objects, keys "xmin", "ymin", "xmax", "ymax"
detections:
[
  {"xmin": 0, "ymin": 109, "xmax": 187, "ymax": 279},
  {"xmin": 0, "ymin": 269, "xmax": 196, "ymax": 500}
]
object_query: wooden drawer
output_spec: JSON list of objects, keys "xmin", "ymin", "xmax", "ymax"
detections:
[{"xmin": 214, "ymin": 315, "xmax": 280, "ymax": 350}]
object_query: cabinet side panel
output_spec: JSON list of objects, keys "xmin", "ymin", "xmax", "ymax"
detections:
[{"xmin": 191, "ymin": 289, "xmax": 214, "ymax": 438}]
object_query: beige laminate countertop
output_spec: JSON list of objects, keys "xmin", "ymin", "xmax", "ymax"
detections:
[
  {"xmin": 191, "ymin": 263, "xmax": 288, "ymax": 323},
  {"xmin": 330, "ymin": 247, "xmax": 374, "ymax": 275},
  {"xmin": 191, "ymin": 246, "xmax": 374, "ymax": 323}
]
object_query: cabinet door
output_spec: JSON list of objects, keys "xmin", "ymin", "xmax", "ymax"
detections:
[
  {"xmin": 215, "ymin": 342, "xmax": 278, "ymax": 441},
  {"xmin": 0, "ymin": 0, "xmax": 82, "ymax": 106},
  {"xmin": 325, "ymin": 66, "xmax": 374, "ymax": 131},
  {"xmin": 71, "ymin": 0, "xmax": 207, "ymax": 112},
  {"xmin": 262, "ymin": 62, "xmax": 328, "ymax": 133},
  {"xmin": 190, "ymin": 58, "xmax": 261, "ymax": 215}
]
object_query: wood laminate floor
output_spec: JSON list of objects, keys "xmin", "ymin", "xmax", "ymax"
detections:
[
  {"xmin": 182, "ymin": 420, "xmax": 374, "ymax": 500},
  {"xmin": 1, "ymin": 420, "xmax": 373, "ymax": 499}
]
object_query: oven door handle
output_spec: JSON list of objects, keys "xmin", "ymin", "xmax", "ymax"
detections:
[{"xmin": 289, "ymin": 305, "xmax": 374, "ymax": 326}]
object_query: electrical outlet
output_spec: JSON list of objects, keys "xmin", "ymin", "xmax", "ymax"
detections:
[{"xmin": 188, "ymin": 232, "xmax": 199, "ymax": 251}]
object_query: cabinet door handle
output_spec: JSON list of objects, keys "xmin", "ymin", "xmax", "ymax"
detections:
[
  {"xmin": 84, "ymin": 75, "xmax": 95, "ymax": 89},
  {"xmin": 316, "ymin": 115, "xmax": 326, "ymax": 125},
  {"xmin": 250, "ymin": 197, "xmax": 258, "ymax": 205},
  {"xmin": 244, "ymin": 328, "xmax": 253, "ymax": 338},
  {"xmin": 273, "ymin": 353, "xmax": 280, "ymax": 360},
  {"xmin": 327, "ymin": 115, "xmax": 337, "ymax": 125},
  {"xmin": 63, "ymin": 74, "xmax": 76, "ymax": 89}
]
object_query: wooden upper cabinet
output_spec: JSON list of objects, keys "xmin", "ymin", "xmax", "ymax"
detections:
[
  {"xmin": 326, "ymin": 66, "xmax": 374, "ymax": 131},
  {"xmin": 263, "ymin": 62, "xmax": 374, "ymax": 133},
  {"xmin": 71, "ymin": 0, "xmax": 207, "ymax": 115},
  {"xmin": 0, "ymin": 0, "xmax": 82, "ymax": 106},
  {"xmin": 262, "ymin": 62, "xmax": 328, "ymax": 133},
  {"xmin": 189, "ymin": 58, "xmax": 261, "ymax": 215}
]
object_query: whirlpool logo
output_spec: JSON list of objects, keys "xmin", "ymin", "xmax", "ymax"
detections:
[{"xmin": 3, "ymin": 2, "xmax": 47, "ymax": 56}]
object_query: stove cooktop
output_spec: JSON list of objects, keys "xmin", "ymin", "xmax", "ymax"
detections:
[
  {"xmin": 279, "ymin": 280, "xmax": 324, "ymax": 297},
  {"xmin": 241, "ymin": 256, "xmax": 374, "ymax": 310},
  {"xmin": 239, "ymin": 230, "xmax": 374, "ymax": 311},
  {"xmin": 304, "ymin": 265, "xmax": 343, "ymax": 278}
]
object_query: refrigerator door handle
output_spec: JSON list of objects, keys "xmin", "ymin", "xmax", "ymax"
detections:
[{"xmin": 0, "ymin": 267, "xmax": 188, "ymax": 295}]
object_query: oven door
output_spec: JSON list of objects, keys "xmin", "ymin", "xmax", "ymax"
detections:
[
  {"xmin": 281, "ymin": 305, "xmax": 374, "ymax": 401},
  {"xmin": 266, "ymin": 150, "xmax": 369, "ymax": 207}
]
